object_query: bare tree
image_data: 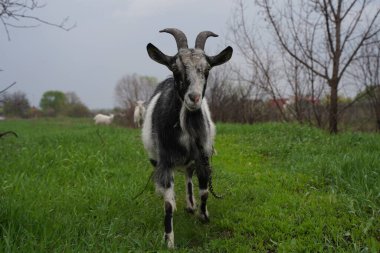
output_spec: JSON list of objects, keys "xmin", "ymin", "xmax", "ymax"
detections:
[
  {"xmin": 0, "ymin": 81, "xmax": 16, "ymax": 98},
  {"xmin": 0, "ymin": 0, "xmax": 75, "ymax": 40},
  {"xmin": 64, "ymin": 92, "xmax": 90, "ymax": 118},
  {"xmin": 1, "ymin": 90, "xmax": 30, "ymax": 117},
  {"xmin": 207, "ymin": 65, "xmax": 241, "ymax": 122},
  {"xmin": 257, "ymin": 0, "xmax": 380, "ymax": 133},
  {"xmin": 229, "ymin": 0, "xmax": 328, "ymax": 124},
  {"xmin": 229, "ymin": 0, "xmax": 288, "ymax": 121},
  {"xmin": 351, "ymin": 35, "xmax": 380, "ymax": 130},
  {"xmin": 115, "ymin": 73, "xmax": 157, "ymax": 110},
  {"xmin": 206, "ymin": 62, "xmax": 266, "ymax": 123},
  {"xmin": 65, "ymin": 91, "xmax": 81, "ymax": 105},
  {"xmin": 281, "ymin": 48, "xmax": 327, "ymax": 126},
  {"xmin": 113, "ymin": 74, "xmax": 157, "ymax": 127}
]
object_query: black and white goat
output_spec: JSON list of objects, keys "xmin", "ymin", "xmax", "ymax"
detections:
[{"xmin": 142, "ymin": 28, "xmax": 233, "ymax": 248}]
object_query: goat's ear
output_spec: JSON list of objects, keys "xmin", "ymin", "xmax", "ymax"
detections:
[
  {"xmin": 207, "ymin": 46, "xmax": 233, "ymax": 67},
  {"xmin": 147, "ymin": 43, "xmax": 172, "ymax": 69}
]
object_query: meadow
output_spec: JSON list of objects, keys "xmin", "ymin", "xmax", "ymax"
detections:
[{"xmin": 0, "ymin": 118, "xmax": 379, "ymax": 252}]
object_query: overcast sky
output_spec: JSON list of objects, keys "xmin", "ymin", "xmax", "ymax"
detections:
[{"xmin": 0, "ymin": 0, "xmax": 236, "ymax": 109}]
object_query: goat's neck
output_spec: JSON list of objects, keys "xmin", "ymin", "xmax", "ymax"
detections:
[{"xmin": 179, "ymin": 102, "xmax": 204, "ymax": 133}]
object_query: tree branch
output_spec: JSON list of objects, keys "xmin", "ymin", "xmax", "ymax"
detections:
[
  {"xmin": 0, "ymin": 81, "xmax": 16, "ymax": 94},
  {"xmin": 0, "ymin": 0, "xmax": 75, "ymax": 40},
  {"xmin": 259, "ymin": 0, "xmax": 328, "ymax": 79}
]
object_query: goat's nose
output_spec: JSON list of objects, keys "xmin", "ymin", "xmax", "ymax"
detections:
[{"xmin": 188, "ymin": 93, "xmax": 201, "ymax": 103}]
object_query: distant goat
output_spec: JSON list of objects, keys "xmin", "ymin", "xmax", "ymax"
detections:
[
  {"xmin": 142, "ymin": 28, "xmax": 233, "ymax": 248},
  {"xmin": 93, "ymin": 114, "xmax": 114, "ymax": 125},
  {"xmin": 134, "ymin": 100, "xmax": 146, "ymax": 128}
]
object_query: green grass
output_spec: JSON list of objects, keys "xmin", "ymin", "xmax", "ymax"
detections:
[{"xmin": 1, "ymin": 119, "xmax": 379, "ymax": 252}]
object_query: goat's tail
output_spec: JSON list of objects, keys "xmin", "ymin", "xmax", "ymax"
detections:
[{"xmin": 209, "ymin": 174, "xmax": 223, "ymax": 199}]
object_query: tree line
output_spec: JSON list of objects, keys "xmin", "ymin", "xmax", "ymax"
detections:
[
  {"xmin": 1, "ymin": 0, "xmax": 379, "ymax": 133},
  {"xmin": 0, "ymin": 90, "xmax": 90, "ymax": 118},
  {"xmin": 113, "ymin": 68, "xmax": 378, "ymax": 132}
]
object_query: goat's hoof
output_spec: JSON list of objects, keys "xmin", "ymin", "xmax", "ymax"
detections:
[
  {"xmin": 164, "ymin": 233, "xmax": 175, "ymax": 249},
  {"xmin": 167, "ymin": 241, "xmax": 175, "ymax": 249},
  {"xmin": 185, "ymin": 207, "xmax": 196, "ymax": 214},
  {"xmin": 199, "ymin": 213, "xmax": 210, "ymax": 223}
]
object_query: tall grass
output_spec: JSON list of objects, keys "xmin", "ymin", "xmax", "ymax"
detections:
[{"xmin": 1, "ymin": 119, "xmax": 379, "ymax": 252}]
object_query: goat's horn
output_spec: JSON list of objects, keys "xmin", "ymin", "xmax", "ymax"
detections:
[
  {"xmin": 195, "ymin": 31, "xmax": 218, "ymax": 50},
  {"xmin": 160, "ymin": 28, "xmax": 188, "ymax": 50}
]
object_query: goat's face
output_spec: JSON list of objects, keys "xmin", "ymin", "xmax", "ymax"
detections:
[
  {"xmin": 172, "ymin": 49, "xmax": 210, "ymax": 111},
  {"xmin": 136, "ymin": 100, "xmax": 145, "ymax": 107},
  {"xmin": 147, "ymin": 28, "xmax": 233, "ymax": 111}
]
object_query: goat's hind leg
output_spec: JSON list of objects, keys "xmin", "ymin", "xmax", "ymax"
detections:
[
  {"xmin": 185, "ymin": 166, "xmax": 196, "ymax": 213},
  {"xmin": 155, "ymin": 167, "xmax": 176, "ymax": 248}
]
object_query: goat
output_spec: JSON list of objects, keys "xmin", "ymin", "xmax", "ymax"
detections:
[
  {"xmin": 133, "ymin": 100, "xmax": 146, "ymax": 128},
  {"xmin": 93, "ymin": 113, "xmax": 114, "ymax": 125},
  {"xmin": 142, "ymin": 28, "xmax": 233, "ymax": 248}
]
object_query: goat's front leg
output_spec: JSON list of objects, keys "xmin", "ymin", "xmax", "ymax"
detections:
[
  {"xmin": 185, "ymin": 166, "xmax": 196, "ymax": 213},
  {"xmin": 155, "ymin": 168, "xmax": 176, "ymax": 248},
  {"xmin": 196, "ymin": 157, "xmax": 211, "ymax": 223}
]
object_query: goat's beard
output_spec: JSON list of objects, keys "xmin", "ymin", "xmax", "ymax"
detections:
[{"xmin": 183, "ymin": 99, "xmax": 202, "ymax": 112}]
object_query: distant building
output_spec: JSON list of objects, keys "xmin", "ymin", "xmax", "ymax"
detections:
[{"xmin": 267, "ymin": 98, "xmax": 288, "ymax": 109}]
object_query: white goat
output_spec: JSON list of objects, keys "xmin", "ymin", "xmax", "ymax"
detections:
[
  {"xmin": 133, "ymin": 100, "xmax": 146, "ymax": 128},
  {"xmin": 93, "ymin": 114, "xmax": 114, "ymax": 125}
]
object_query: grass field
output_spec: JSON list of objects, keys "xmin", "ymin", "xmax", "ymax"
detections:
[{"xmin": 1, "ymin": 118, "xmax": 379, "ymax": 252}]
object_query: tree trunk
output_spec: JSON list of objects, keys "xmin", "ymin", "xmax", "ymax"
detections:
[{"xmin": 329, "ymin": 83, "xmax": 339, "ymax": 134}]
